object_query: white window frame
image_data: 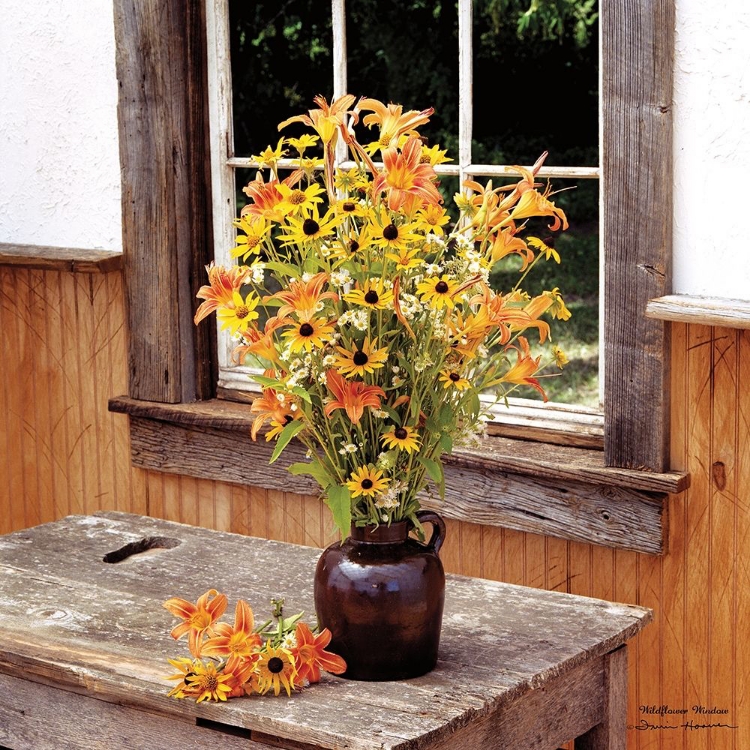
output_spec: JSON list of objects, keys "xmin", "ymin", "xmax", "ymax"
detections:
[{"xmin": 205, "ymin": 0, "xmax": 604, "ymax": 439}]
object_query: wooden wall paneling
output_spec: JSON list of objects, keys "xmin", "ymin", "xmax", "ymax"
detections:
[
  {"xmin": 524, "ymin": 531, "xmax": 546, "ymax": 589},
  {"xmin": 267, "ymin": 489, "xmax": 285, "ymax": 543},
  {"xmin": 567, "ymin": 541, "xmax": 592, "ymax": 598},
  {"xmin": 502, "ymin": 528, "xmax": 526, "ymax": 586},
  {"xmin": 0, "ymin": 270, "xmax": 11, "ymax": 533},
  {"xmin": 230, "ymin": 483, "xmax": 251, "ymax": 536},
  {"xmin": 59, "ymin": 272, "xmax": 85, "ymax": 516},
  {"xmin": 591, "ymin": 545, "xmax": 615, "ymax": 603},
  {"xmin": 737, "ymin": 329, "xmax": 750, "ymax": 750},
  {"xmin": 76, "ymin": 274, "xmax": 102, "ymax": 515},
  {"xmin": 613, "ymin": 548, "xmax": 639, "ymax": 744},
  {"xmin": 545, "ymin": 536, "xmax": 568, "ymax": 593},
  {"xmin": 27, "ymin": 270, "xmax": 53, "ymax": 524},
  {"xmin": 197, "ymin": 475, "xmax": 215, "ymax": 530},
  {"xmin": 635, "ymin": 553, "xmax": 662, "ymax": 750},
  {"xmin": 709, "ymin": 329, "xmax": 739, "ymax": 746},
  {"xmin": 161, "ymin": 471, "xmax": 181, "ymax": 524},
  {"xmin": 460, "ymin": 521, "xmax": 484, "ymax": 578},
  {"xmin": 90, "ymin": 272, "xmax": 117, "ymax": 515},
  {"xmin": 283, "ymin": 491, "xmax": 305, "ymax": 546},
  {"xmin": 45, "ymin": 271, "xmax": 72, "ymax": 522},
  {"xmin": 13, "ymin": 269, "xmax": 40, "ymax": 528},
  {"xmin": 0, "ymin": 268, "xmax": 24, "ymax": 532},
  {"xmin": 302, "ymin": 492, "xmax": 324, "ymax": 549},
  {"xmin": 661, "ymin": 323, "xmax": 687, "ymax": 750},
  {"xmin": 214, "ymin": 480, "xmax": 232, "ymax": 533},
  {"xmin": 248, "ymin": 485, "xmax": 269, "ymax": 539},
  {"xmin": 440, "ymin": 518, "xmax": 462, "ymax": 574},
  {"xmin": 685, "ymin": 325, "xmax": 713, "ymax": 750},
  {"xmin": 481, "ymin": 525, "xmax": 503, "ymax": 582},
  {"xmin": 146, "ymin": 469, "xmax": 165, "ymax": 521},
  {"xmin": 180, "ymin": 475, "xmax": 200, "ymax": 527}
]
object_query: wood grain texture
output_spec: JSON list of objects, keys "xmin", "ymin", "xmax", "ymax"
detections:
[
  {"xmin": 601, "ymin": 0, "xmax": 674, "ymax": 471},
  {"xmin": 125, "ymin": 414, "xmax": 668, "ymax": 554},
  {"xmin": 0, "ymin": 242, "xmax": 123, "ymax": 273},
  {"xmin": 0, "ymin": 512, "xmax": 651, "ymax": 750},
  {"xmin": 646, "ymin": 295, "xmax": 750, "ymax": 330},
  {"xmin": 113, "ymin": 0, "xmax": 214, "ymax": 403}
]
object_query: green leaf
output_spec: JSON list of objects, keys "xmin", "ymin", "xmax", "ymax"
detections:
[
  {"xmin": 439, "ymin": 431, "xmax": 453, "ymax": 453},
  {"xmin": 264, "ymin": 260, "xmax": 300, "ymax": 279},
  {"xmin": 289, "ymin": 386, "xmax": 312, "ymax": 403},
  {"xmin": 269, "ymin": 419, "xmax": 305, "ymax": 464},
  {"xmin": 287, "ymin": 460, "xmax": 333, "ymax": 489},
  {"xmin": 325, "ymin": 485, "xmax": 352, "ymax": 540},
  {"xmin": 417, "ymin": 456, "xmax": 445, "ymax": 500},
  {"xmin": 252, "ymin": 374, "xmax": 286, "ymax": 389}
]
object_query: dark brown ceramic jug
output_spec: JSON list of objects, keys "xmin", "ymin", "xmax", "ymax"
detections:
[{"xmin": 313, "ymin": 509, "xmax": 446, "ymax": 681}]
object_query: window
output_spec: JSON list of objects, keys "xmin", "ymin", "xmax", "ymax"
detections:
[
  {"xmin": 111, "ymin": 0, "xmax": 680, "ymax": 554},
  {"xmin": 207, "ymin": 0, "xmax": 608, "ymax": 445}
]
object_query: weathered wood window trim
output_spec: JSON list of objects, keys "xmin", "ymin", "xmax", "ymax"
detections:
[
  {"xmin": 111, "ymin": 0, "xmax": 683, "ymax": 555},
  {"xmin": 647, "ymin": 295, "xmax": 750, "ymax": 330},
  {"xmin": 0, "ymin": 243, "xmax": 123, "ymax": 274}
]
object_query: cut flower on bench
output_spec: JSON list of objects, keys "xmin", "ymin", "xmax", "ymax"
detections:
[{"xmin": 163, "ymin": 590, "xmax": 346, "ymax": 700}]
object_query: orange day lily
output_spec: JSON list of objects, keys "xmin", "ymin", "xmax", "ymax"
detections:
[
  {"xmin": 201, "ymin": 599, "xmax": 262, "ymax": 673},
  {"xmin": 357, "ymin": 97, "xmax": 434, "ymax": 152},
  {"xmin": 163, "ymin": 589, "xmax": 228, "ymax": 658},
  {"xmin": 265, "ymin": 272, "xmax": 339, "ymax": 319},
  {"xmin": 371, "ymin": 137, "xmax": 442, "ymax": 212},
  {"xmin": 497, "ymin": 337, "xmax": 547, "ymax": 401},
  {"xmin": 250, "ymin": 383, "xmax": 296, "ymax": 440},
  {"xmin": 193, "ymin": 264, "xmax": 248, "ymax": 325},
  {"xmin": 324, "ymin": 369, "xmax": 385, "ymax": 424},
  {"xmin": 291, "ymin": 622, "xmax": 347, "ymax": 684}
]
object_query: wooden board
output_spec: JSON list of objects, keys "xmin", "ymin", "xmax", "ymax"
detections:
[
  {"xmin": 0, "ymin": 243, "xmax": 123, "ymax": 274},
  {"xmin": 0, "ymin": 512, "xmax": 651, "ymax": 750}
]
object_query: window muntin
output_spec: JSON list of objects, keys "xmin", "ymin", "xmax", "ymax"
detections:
[{"xmin": 207, "ymin": 0, "xmax": 603, "ymax": 436}]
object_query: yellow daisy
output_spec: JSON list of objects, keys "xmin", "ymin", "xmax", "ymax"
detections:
[
  {"xmin": 184, "ymin": 659, "xmax": 234, "ymax": 703},
  {"xmin": 415, "ymin": 204, "xmax": 451, "ymax": 236},
  {"xmin": 286, "ymin": 133, "xmax": 320, "ymax": 155},
  {"xmin": 255, "ymin": 645, "xmax": 298, "ymax": 697},
  {"xmin": 343, "ymin": 279, "xmax": 394, "ymax": 310},
  {"xmin": 281, "ymin": 316, "xmax": 336, "ymax": 353},
  {"xmin": 438, "ymin": 368, "xmax": 472, "ymax": 390},
  {"xmin": 275, "ymin": 181, "xmax": 325, "ymax": 217},
  {"xmin": 250, "ymin": 137, "xmax": 286, "ymax": 169},
  {"xmin": 230, "ymin": 215, "xmax": 272, "ymax": 261},
  {"xmin": 333, "ymin": 337, "xmax": 389, "ymax": 378},
  {"xmin": 385, "ymin": 245, "xmax": 424, "ymax": 270},
  {"xmin": 381, "ymin": 425, "xmax": 421, "ymax": 453},
  {"xmin": 346, "ymin": 465, "xmax": 390, "ymax": 498},
  {"xmin": 416, "ymin": 274, "xmax": 459, "ymax": 310},
  {"xmin": 216, "ymin": 291, "xmax": 260, "ymax": 335}
]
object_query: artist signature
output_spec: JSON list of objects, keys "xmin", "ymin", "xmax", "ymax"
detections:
[{"xmin": 629, "ymin": 719, "xmax": 739, "ymax": 731}]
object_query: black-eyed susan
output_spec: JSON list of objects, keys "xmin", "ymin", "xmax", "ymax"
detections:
[
  {"xmin": 343, "ymin": 278, "xmax": 394, "ymax": 310},
  {"xmin": 416, "ymin": 274, "xmax": 459, "ymax": 310},
  {"xmin": 333, "ymin": 337, "xmax": 389, "ymax": 378},
  {"xmin": 278, "ymin": 204, "xmax": 341, "ymax": 246},
  {"xmin": 216, "ymin": 291, "xmax": 260, "ymax": 335},
  {"xmin": 275, "ymin": 181, "xmax": 325, "ymax": 217},
  {"xmin": 281, "ymin": 316, "xmax": 336, "ymax": 353},
  {"xmin": 438, "ymin": 368, "xmax": 472, "ymax": 390},
  {"xmin": 346, "ymin": 465, "xmax": 390, "ymax": 498},
  {"xmin": 255, "ymin": 646, "xmax": 298, "ymax": 696},
  {"xmin": 381, "ymin": 425, "xmax": 421, "ymax": 453},
  {"xmin": 184, "ymin": 659, "xmax": 234, "ymax": 702},
  {"xmin": 333, "ymin": 197, "xmax": 368, "ymax": 219}
]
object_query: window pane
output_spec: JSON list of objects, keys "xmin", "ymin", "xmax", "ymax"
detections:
[
  {"xmin": 487, "ymin": 177, "xmax": 600, "ymax": 408},
  {"xmin": 346, "ymin": 2, "xmax": 459, "ymax": 153},
  {"xmin": 229, "ymin": 1, "xmax": 333, "ymax": 157},
  {"xmin": 472, "ymin": 0, "xmax": 599, "ymax": 168}
]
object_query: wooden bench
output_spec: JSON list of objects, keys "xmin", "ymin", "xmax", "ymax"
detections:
[{"xmin": 0, "ymin": 512, "xmax": 651, "ymax": 749}]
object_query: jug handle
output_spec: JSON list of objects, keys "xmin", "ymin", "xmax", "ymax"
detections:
[{"xmin": 415, "ymin": 510, "xmax": 446, "ymax": 555}]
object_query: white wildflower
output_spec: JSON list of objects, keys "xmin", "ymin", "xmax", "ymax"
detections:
[{"xmin": 250, "ymin": 262, "xmax": 266, "ymax": 284}]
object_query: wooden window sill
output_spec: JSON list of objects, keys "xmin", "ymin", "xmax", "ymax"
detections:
[
  {"xmin": 646, "ymin": 294, "xmax": 750, "ymax": 329},
  {"xmin": 0, "ymin": 243, "xmax": 123, "ymax": 273},
  {"xmin": 109, "ymin": 396, "xmax": 690, "ymax": 556}
]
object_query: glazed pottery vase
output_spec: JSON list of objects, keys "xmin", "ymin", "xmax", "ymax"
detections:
[{"xmin": 313, "ymin": 509, "xmax": 446, "ymax": 681}]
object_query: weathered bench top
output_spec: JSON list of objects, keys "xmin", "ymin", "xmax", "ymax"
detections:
[{"xmin": 0, "ymin": 512, "xmax": 651, "ymax": 749}]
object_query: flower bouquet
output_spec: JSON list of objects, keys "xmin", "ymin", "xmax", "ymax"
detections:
[{"xmin": 195, "ymin": 94, "xmax": 570, "ymax": 542}]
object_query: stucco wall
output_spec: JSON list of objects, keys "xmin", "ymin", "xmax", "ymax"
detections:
[
  {"xmin": 0, "ymin": 1, "xmax": 749, "ymax": 297},
  {"xmin": 672, "ymin": 0, "xmax": 750, "ymax": 300},
  {"xmin": 0, "ymin": 0, "xmax": 122, "ymax": 252}
]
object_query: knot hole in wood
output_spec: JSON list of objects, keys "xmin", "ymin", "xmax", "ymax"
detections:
[{"xmin": 102, "ymin": 536, "xmax": 181, "ymax": 563}]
